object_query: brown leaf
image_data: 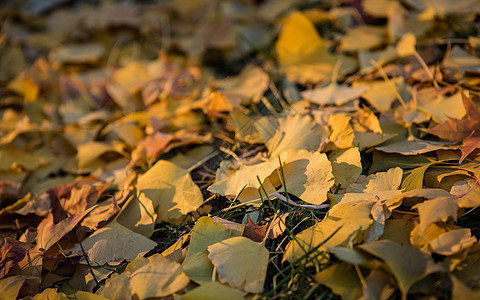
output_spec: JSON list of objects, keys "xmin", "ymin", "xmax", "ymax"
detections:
[
  {"xmin": 0, "ymin": 237, "xmax": 30, "ymax": 279},
  {"xmin": 242, "ymin": 217, "xmax": 267, "ymax": 243}
]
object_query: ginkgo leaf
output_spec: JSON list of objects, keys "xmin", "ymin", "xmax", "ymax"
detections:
[
  {"xmin": 354, "ymin": 77, "xmax": 406, "ymax": 112},
  {"xmin": 422, "ymin": 91, "xmax": 480, "ymax": 143},
  {"xmin": 276, "ymin": 11, "xmax": 356, "ymax": 84},
  {"xmin": 128, "ymin": 254, "xmax": 190, "ymax": 299},
  {"xmin": 429, "ymin": 228, "xmax": 476, "ymax": 255},
  {"xmin": 347, "ymin": 167, "xmax": 403, "ymax": 193},
  {"xmin": 284, "ymin": 197, "xmax": 376, "ymax": 264},
  {"xmin": 450, "ymin": 178, "xmax": 480, "ymax": 208},
  {"xmin": 401, "ymin": 163, "xmax": 434, "ymax": 191},
  {"xmin": 255, "ymin": 114, "xmax": 329, "ymax": 158},
  {"xmin": 396, "ymin": 32, "xmax": 416, "ymax": 57},
  {"xmin": 314, "ymin": 263, "xmax": 363, "ymax": 300},
  {"xmin": 278, "ymin": 149, "xmax": 334, "ymax": 205},
  {"xmin": 327, "ymin": 246, "xmax": 373, "ymax": 266},
  {"xmin": 412, "ymin": 197, "xmax": 459, "ymax": 232},
  {"xmin": 68, "ymin": 220, "xmax": 157, "ymax": 266},
  {"xmin": 301, "ymin": 82, "xmax": 368, "ymax": 106},
  {"xmin": 327, "ymin": 114, "xmax": 354, "ymax": 150},
  {"xmin": 182, "ymin": 216, "xmax": 240, "ymax": 284},
  {"xmin": 359, "ymin": 240, "xmax": 442, "ymax": 300},
  {"xmin": 207, "ymin": 158, "xmax": 279, "ymax": 199},
  {"xmin": 340, "ymin": 25, "xmax": 386, "ymax": 52},
  {"xmin": 136, "ymin": 160, "xmax": 203, "ymax": 222},
  {"xmin": 181, "ymin": 281, "xmax": 245, "ymax": 300},
  {"xmin": 209, "ymin": 149, "xmax": 334, "ymax": 205},
  {"xmin": 206, "ymin": 91, "xmax": 234, "ymax": 113},
  {"xmin": 0, "ymin": 275, "xmax": 38, "ymax": 299},
  {"xmin": 329, "ymin": 148, "xmax": 362, "ymax": 190},
  {"xmin": 218, "ymin": 64, "xmax": 269, "ymax": 104},
  {"xmin": 98, "ymin": 254, "xmax": 189, "ymax": 299},
  {"xmin": 417, "ymin": 92, "xmax": 466, "ymax": 124},
  {"xmin": 115, "ymin": 192, "xmax": 156, "ymax": 237},
  {"xmin": 77, "ymin": 141, "xmax": 126, "ymax": 169},
  {"xmin": 32, "ymin": 288, "xmax": 69, "ymax": 300},
  {"xmin": 207, "ymin": 236, "xmax": 269, "ymax": 294},
  {"xmin": 375, "ymin": 140, "xmax": 453, "ymax": 155}
]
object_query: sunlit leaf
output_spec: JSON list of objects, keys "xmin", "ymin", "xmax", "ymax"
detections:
[{"xmin": 208, "ymin": 236, "xmax": 269, "ymax": 293}]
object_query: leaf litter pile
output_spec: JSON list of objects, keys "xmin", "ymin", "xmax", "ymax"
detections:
[{"xmin": 1, "ymin": 0, "xmax": 480, "ymax": 299}]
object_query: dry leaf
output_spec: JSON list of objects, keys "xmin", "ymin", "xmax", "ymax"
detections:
[
  {"xmin": 208, "ymin": 236, "xmax": 269, "ymax": 294},
  {"xmin": 182, "ymin": 216, "xmax": 239, "ymax": 284}
]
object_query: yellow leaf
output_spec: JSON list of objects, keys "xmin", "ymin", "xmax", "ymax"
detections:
[
  {"xmin": 255, "ymin": 114, "xmax": 329, "ymax": 158},
  {"xmin": 182, "ymin": 216, "xmax": 240, "ymax": 284},
  {"xmin": 314, "ymin": 263, "xmax": 363, "ymax": 300},
  {"xmin": 0, "ymin": 276, "xmax": 37, "ymax": 299},
  {"xmin": 359, "ymin": 240, "xmax": 441, "ymax": 300},
  {"xmin": 347, "ymin": 167, "xmax": 403, "ymax": 193},
  {"xmin": 136, "ymin": 160, "xmax": 203, "ymax": 222},
  {"xmin": 7, "ymin": 75, "xmax": 39, "ymax": 102},
  {"xmin": 111, "ymin": 61, "xmax": 151, "ymax": 94},
  {"xmin": 354, "ymin": 77, "xmax": 406, "ymax": 112},
  {"xmin": 396, "ymin": 32, "xmax": 416, "ymax": 57},
  {"xmin": 329, "ymin": 148, "xmax": 362, "ymax": 190},
  {"xmin": 429, "ymin": 228, "xmax": 476, "ymax": 255},
  {"xmin": 77, "ymin": 141, "xmax": 126, "ymax": 169},
  {"xmin": 116, "ymin": 193, "xmax": 157, "ymax": 237},
  {"xmin": 275, "ymin": 12, "xmax": 356, "ymax": 84},
  {"xmin": 209, "ymin": 149, "xmax": 334, "ymax": 205},
  {"xmin": 340, "ymin": 25, "xmax": 386, "ymax": 52},
  {"xmin": 284, "ymin": 197, "xmax": 377, "ymax": 264},
  {"xmin": 207, "ymin": 236, "xmax": 269, "ymax": 294},
  {"xmin": 219, "ymin": 64, "xmax": 269, "ymax": 103},
  {"xmin": 98, "ymin": 254, "xmax": 189, "ymax": 299},
  {"xmin": 278, "ymin": 149, "xmax": 334, "ymax": 205},
  {"xmin": 128, "ymin": 255, "xmax": 189, "ymax": 299},
  {"xmin": 412, "ymin": 197, "xmax": 458, "ymax": 232},
  {"xmin": 68, "ymin": 221, "xmax": 157, "ymax": 266},
  {"xmin": 181, "ymin": 281, "xmax": 245, "ymax": 300},
  {"xmin": 207, "ymin": 91, "xmax": 234, "ymax": 113},
  {"xmin": 417, "ymin": 92, "xmax": 466, "ymax": 123},
  {"xmin": 327, "ymin": 114, "xmax": 354, "ymax": 150},
  {"xmin": 32, "ymin": 288, "xmax": 69, "ymax": 300},
  {"xmin": 301, "ymin": 82, "xmax": 368, "ymax": 106}
]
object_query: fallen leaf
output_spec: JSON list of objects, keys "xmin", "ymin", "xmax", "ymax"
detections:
[
  {"xmin": 242, "ymin": 217, "xmax": 267, "ymax": 243},
  {"xmin": 208, "ymin": 236, "xmax": 269, "ymax": 293},
  {"xmin": 314, "ymin": 263, "xmax": 363, "ymax": 300},
  {"xmin": 182, "ymin": 216, "xmax": 239, "ymax": 284},
  {"xmin": 301, "ymin": 82, "xmax": 368, "ymax": 106},
  {"xmin": 180, "ymin": 281, "xmax": 245, "ymax": 300},
  {"xmin": 423, "ymin": 92, "xmax": 480, "ymax": 142},
  {"xmin": 0, "ymin": 237, "xmax": 29, "ymax": 279},
  {"xmin": 0, "ymin": 275, "xmax": 37, "ymax": 299},
  {"xmin": 359, "ymin": 240, "xmax": 443, "ymax": 300},
  {"xmin": 255, "ymin": 114, "xmax": 329, "ymax": 158},
  {"xmin": 412, "ymin": 197, "xmax": 459, "ymax": 232},
  {"xmin": 136, "ymin": 160, "xmax": 203, "ymax": 222},
  {"xmin": 68, "ymin": 220, "xmax": 157, "ymax": 266},
  {"xmin": 276, "ymin": 11, "xmax": 356, "ymax": 84}
]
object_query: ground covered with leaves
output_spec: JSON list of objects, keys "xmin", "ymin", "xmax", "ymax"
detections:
[{"xmin": 1, "ymin": 0, "xmax": 480, "ymax": 299}]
